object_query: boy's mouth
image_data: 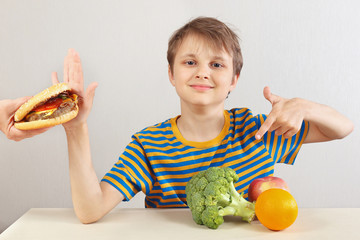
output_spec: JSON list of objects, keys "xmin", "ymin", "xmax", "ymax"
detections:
[{"xmin": 190, "ymin": 84, "xmax": 214, "ymax": 91}]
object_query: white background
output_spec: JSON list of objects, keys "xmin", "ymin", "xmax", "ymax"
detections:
[{"xmin": 1, "ymin": 0, "xmax": 359, "ymax": 233}]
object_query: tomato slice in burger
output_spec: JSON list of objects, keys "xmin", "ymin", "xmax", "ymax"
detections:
[{"xmin": 32, "ymin": 97, "xmax": 64, "ymax": 112}]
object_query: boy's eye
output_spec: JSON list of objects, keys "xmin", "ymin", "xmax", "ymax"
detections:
[
  {"xmin": 185, "ymin": 60, "xmax": 196, "ymax": 65},
  {"xmin": 212, "ymin": 62, "xmax": 223, "ymax": 68}
]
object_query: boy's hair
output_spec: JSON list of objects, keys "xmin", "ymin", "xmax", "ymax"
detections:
[{"xmin": 167, "ymin": 17, "xmax": 243, "ymax": 77}]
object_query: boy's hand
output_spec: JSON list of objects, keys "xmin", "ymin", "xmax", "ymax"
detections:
[
  {"xmin": 51, "ymin": 49, "xmax": 98, "ymax": 131},
  {"xmin": 255, "ymin": 86, "xmax": 304, "ymax": 140},
  {"xmin": 0, "ymin": 97, "xmax": 52, "ymax": 141}
]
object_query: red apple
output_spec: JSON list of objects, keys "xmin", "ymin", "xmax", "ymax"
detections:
[{"xmin": 248, "ymin": 176, "xmax": 290, "ymax": 202}]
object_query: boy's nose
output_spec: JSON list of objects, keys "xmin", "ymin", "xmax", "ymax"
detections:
[
  {"xmin": 195, "ymin": 64, "xmax": 210, "ymax": 80},
  {"xmin": 196, "ymin": 74, "xmax": 209, "ymax": 80}
]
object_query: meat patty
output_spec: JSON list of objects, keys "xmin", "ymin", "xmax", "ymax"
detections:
[{"xmin": 26, "ymin": 100, "xmax": 76, "ymax": 122}]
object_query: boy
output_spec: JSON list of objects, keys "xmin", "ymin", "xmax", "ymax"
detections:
[{"xmin": 52, "ymin": 17, "xmax": 353, "ymax": 224}]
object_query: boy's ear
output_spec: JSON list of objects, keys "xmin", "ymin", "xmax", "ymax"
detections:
[
  {"xmin": 168, "ymin": 65, "xmax": 176, "ymax": 87},
  {"xmin": 229, "ymin": 73, "xmax": 240, "ymax": 92}
]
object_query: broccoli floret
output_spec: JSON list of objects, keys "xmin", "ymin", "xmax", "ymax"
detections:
[{"xmin": 185, "ymin": 167, "xmax": 255, "ymax": 229}]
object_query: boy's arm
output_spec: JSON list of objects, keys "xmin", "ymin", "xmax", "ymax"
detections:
[
  {"xmin": 65, "ymin": 123, "xmax": 124, "ymax": 224},
  {"xmin": 54, "ymin": 49, "xmax": 124, "ymax": 223},
  {"xmin": 297, "ymin": 100, "xmax": 354, "ymax": 143},
  {"xmin": 255, "ymin": 86, "xmax": 354, "ymax": 143}
]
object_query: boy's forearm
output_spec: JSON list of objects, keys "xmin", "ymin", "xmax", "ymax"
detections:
[
  {"xmin": 302, "ymin": 98, "xmax": 354, "ymax": 141},
  {"xmin": 65, "ymin": 123, "xmax": 104, "ymax": 223}
]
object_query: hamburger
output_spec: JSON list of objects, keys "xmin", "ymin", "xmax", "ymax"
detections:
[{"xmin": 14, "ymin": 83, "xmax": 79, "ymax": 130}]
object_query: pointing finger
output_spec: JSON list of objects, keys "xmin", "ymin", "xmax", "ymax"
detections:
[{"xmin": 255, "ymin": 115, "xmax": 275, "ymax": 140}]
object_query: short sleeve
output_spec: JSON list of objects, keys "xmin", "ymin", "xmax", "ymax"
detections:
[
  {"xmin": 254, "ymin": 114, "xmax": 309, "ymax": 165},
  {"xmin": 101, "ymin": 136, "xmax": 155, "ymax": 201}
]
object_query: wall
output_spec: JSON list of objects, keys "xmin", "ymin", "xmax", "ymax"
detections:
[{"xmin": 1, "ymin": 0, "xmax": 359, "ymax": 233}]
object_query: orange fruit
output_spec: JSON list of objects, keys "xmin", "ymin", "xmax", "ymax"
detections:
[{"xmin": 255, "ymin": 188, "xmax": 298, "ymax": 231}]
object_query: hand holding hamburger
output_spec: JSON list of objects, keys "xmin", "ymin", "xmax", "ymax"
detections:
[{"xmin": 0, "ymin": 97, "xmax": 52, "ymax": 141}]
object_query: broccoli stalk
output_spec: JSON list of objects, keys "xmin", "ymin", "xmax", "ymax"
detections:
[
  {"xmin": 217, "ymin": 181, "xmax": 255, "ymax": 223},
  {"xmin": 185, "ymin": 167, "xmax": 255, "ymax": 229}
]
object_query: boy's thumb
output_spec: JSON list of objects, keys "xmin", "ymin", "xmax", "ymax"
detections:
[
  {"xmin": 263, "ymin": 86, "xmax": 273, "ymax": 104},
  {"xmin": 263, "ymin": 86, "xmax": 281, "ymax": 105},
  {"xmin": 85, "ymin": 82, "xmax": 98, "ymax": 102}
]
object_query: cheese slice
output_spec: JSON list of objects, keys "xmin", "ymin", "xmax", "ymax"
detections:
[{"xmin": 25, "ymin": 108, "xmax": 57, "ymax": 121}]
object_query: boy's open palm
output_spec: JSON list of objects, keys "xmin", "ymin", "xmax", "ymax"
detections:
[
  {"xmin": 51, "ymin": 49, "xmax": 98, "ymax": 130},
  {"xmin": 256, "ymin": 86, "xmax": 304, "ymax": 140}
]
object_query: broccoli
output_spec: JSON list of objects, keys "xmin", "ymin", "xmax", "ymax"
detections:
[{"xmin": 185, "ymin": 167, "xmax": 255, "ymax": 229}]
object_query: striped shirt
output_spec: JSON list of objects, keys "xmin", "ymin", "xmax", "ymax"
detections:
[{"xmin": 101, "ymin": 108, "xmax": 309, "ymax": 208}]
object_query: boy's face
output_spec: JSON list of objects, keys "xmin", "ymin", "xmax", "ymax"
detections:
[{"xmin": 169, "ymin": 34, "xmax": 238, "ymax": 109}]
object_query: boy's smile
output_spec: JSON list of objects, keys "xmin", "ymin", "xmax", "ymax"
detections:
[
  {"xmin": 190, "ymin": 84, "xmax": 214, "ymax": 91},
  {"xmin": 169, "ymin": 34, "xmax": 239, "ymax": 109}
]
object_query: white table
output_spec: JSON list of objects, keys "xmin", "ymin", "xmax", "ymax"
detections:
[{"xmin": 0, "ymin": 208, "xmax": 359, "ymax": 240}]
